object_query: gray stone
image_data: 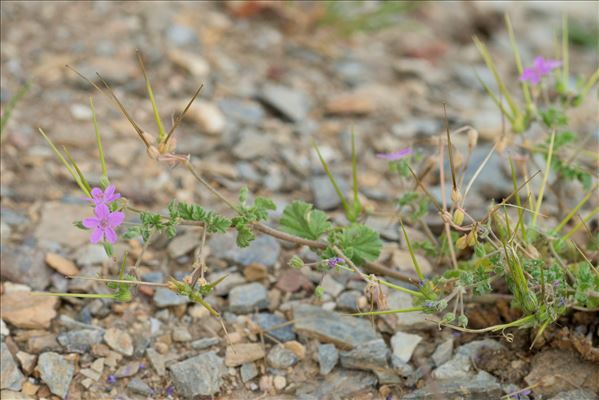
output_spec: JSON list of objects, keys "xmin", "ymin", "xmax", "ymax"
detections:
[
  {"xmin": 258, "ymin": 84, "xmax": 310, "ymax": 122},
  {"xmin": 154, "ymin": 287, "xmax": 189, "ymax": 307},
  {"xmin": 57, "ymin": 315, "xmax": 102, "ymax": 331},
  {"xmin": 461, "ymin": 144, "xmax": 512, "ymax": 201},
  {"xmin": 390, "ymin": 331, "xmax": 422, "ymax": 363},
  {"xmin": 167, "ymin": 24, "xmax": 199, "ymax": 47},
  {"xmin": 391, "ymin": 355, "xmax": 415, "ymax": 377},
  {"xmin": 267, "ymin": 345, "xmax": 298, "ymax": 369},
  {"xmin": 172, "ymin": 327, "xmax": 192, "ymax": 342},
  {"xmin": 317, "ymin": 344, "xmax": 338, "ymax": 375},
  {"xmin": 104, "ymin": 328, "xmax": 134, "ymax": 356},
  {"xmin": 233, "ymin": 128, "xmax": 274, "ymax": 160},
  {"xmin": 127, "ymin": 378, "xmax": 154, "ymax": 396},
  {"xmin": 432, "ymin": 339, "xmax": 454, "ymax": 367},
  {"xmin": 252, "ymin": 313, "xmax": 296, "ymax": 342},
  {"xmin": 236, "ymin": 162, "xmax": 261, "ymax": 182},
  {"xmin": 218, "ymin": 98, "xmax": 265, "ymax": 125},
  {"xmin": 68, "ymin": 265, "xmax": 101, "ymax": 292},
  {"xmin": 229, "ymin": 283, "xmax": 268, "ymax": 314},
  {"xmin": 167, "ymin": 231, "xmax": 199, "ymax": 259},
  {"xmin": 209, "ymin": 233, "xmax": 281, "ymax": 268},
  {"xmin": 293, "ymin": 304, "xmax": 379, "ymax": 350},
  {"xmin": 364, "ymin": 216, "xmax": 401, "ymax": 241},
  {"xmin": 169, "ymin": 351, "xmax": 226, "ymax": 399},
  {"xmin": 0, "ymin": 320, "xmax": 8, "ymax": 337},
  {"xmin": 146, "ymin": 348, "xmax": 166, "ymax": 376},
  {"xmin": 296, "ymin": 369, "xmax": 377, "ymax": 399},
  {"xmin": 57, "ymin": 329, "xmax": 104, "ymax": 353},
  {"xmin": 0, "ymin": 244, "xmax": 51, "ymax": 290},
  {"xmin": 115, "ymin": 361, "xmax": 141, "ymax": 378},
  {"xmin": 336, "ymin": 290, "xmax": 361, "ymax": 312},
  {"xmin": 340, "ymin": 339, "xmax": 389, "ymax": 372},
  {"xmin": 191, "ymin": 337, "xmax": 220, "ymax": 350},
  {"xmin": 38, "ymin": 352, "xmax": 74, "ymax": 399},
  {"xmin": 383, "ymin": 291, "xmax": 431, "ymax": 330},
  {"xmin": 1, "ymin": 343, "xmax": 25, "ymax": 391},
  {"xmin": 335, "ymin": 59, "xmax": 371, "ymax": 86},
  {"xmin": 375, "ymin": 368, "xmax": 403, "ymax": 385},
  {"xmin": 207, "ymin": 271, "xmax": 246, "ymax": 296},
  {"xmin": 0, "ymin": 208, "xmax": 28, "ymax": 226},
  {"xmin": 240, "ymin": 362, "xmax": 259, "ymax": 382},
  {"xmin": 34, "ymin": 202, "xmax": 90, "ymax": 247},
  {"xmin": 74, "ymin": 244, "xmax": 109, "ymax": 265},
  {"xmin": 392, "ymin": 118, "xmax": 441, "ymax": 139},
  {"xmin": 403, "ymin": 370, "xmax": 501, "ymax": 400},
  {"xmin": 320, "ymin": 275, "xmax": 344, "ymax": 298},
  {"xmin": 549, "ymin": 389, "xmax": 598, "ymax": 400},
  {"xmin": 434, "ymin": 339, "xmax": 504, "ymax": 380},
  {"xmin": 310, "ymin": 175, "xmax": 350, "ymax": 211},
  {"xmin": 0, "ymin": 390, "xmax": 31, "ymax": 400}
]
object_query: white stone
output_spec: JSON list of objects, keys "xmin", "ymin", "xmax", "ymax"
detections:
[{"xmin": 390, "ymin": 331, "xmax": 422, "ymax": 362}]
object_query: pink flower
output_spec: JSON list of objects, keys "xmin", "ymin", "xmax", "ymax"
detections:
[
  {"xmin": 85, "ymin": 185, "xmax": 121, "ymax": 206},
  {"xmin": 376, "ymin": 147, "xmax": 412, "ymax": 160},
  {"xmin": 82, "ymin": 204, "xmax": 125, "ymax": 244},
  {"xmin": 519, "ymin": 56, "xmax": 562, "ymax": 85}
]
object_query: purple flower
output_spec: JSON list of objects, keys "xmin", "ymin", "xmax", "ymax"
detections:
[
  {"xmin": 558, "ymin": 297, "xmax": 565, "ymax": 307},
  {"xmin": 424, "ymin": 300, "xmax": 435, "ymax": 308},
  {"xmin": 107, "ymin": 375, "xmax": 116, "ymax": 384},
  {"xmin": 327, "ymin": 257, "xmax": 344, "ymax": 268},
  {"xmin": 166, "ymin": 386, "xmax": 175, "ymax": 397},
  {"xmin": 82, "ymin": 204, "xmax": 125, "ymax": 244},
  {"xmin": 85, "ymin": 185, "xmax": 121, "ymax": 206},
  {"xmin": 376, "ymin": 147, "xmax": 412, "ymax": 161},
  {"xmin": 519, "ymin": 56, "xmax": 562, "ymax": 85}
]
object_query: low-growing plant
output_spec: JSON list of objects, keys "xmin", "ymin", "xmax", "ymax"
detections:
[{"xmin": 33, "ymin": 16, "xmax": 597, "ymax": 350}]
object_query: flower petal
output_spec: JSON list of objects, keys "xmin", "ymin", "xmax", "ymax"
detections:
[
  {"xmin": 376, "ymin": 147, "xmax": 412, "ymax": 161},
  {"xmin": 90, "ymin": 187, "xmax": 103, "ymax": 199},
  {"xmin": 107, "ymin": 211, "xmax": 125, "ymax": 227},
  {"xmin": 90, "ymin": 228, "xmax": 104, "ymax": 243},
  {"xmin": 104, "ymin": 228, "xmax": 118, "ymax": 244},
  {"xmin": 107, "ymin": 192, "xmax": 121, "ymax": 203},
  {"xmin": 82, "ymin": 217, "xmax": 99, "ymax": 229},
  {"xmin": 105, "ymin": 185, "xmax": 115, "ymax": 196},
  {"xmin": 94, "ymin": 204, "xmax": 109, "ymax": 218}
]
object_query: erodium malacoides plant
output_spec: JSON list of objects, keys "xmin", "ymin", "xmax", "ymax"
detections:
[{"xmin": 36, "ymin": 16, "xmax": 598, "ymax": 347}]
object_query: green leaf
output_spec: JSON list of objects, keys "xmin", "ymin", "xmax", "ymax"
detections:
[
  {"xmin": 280, "ymin": 201, "xmax": 332, "ymax": 240},
  {"xmin": 173, "ymin": 201, "xmax": 231, "ymax": 233},
  {"xmin": 232, "ymin": 218, "xmax": 255, "ymax": 248},
  {"xmin": 334, "ymin": 224, "xmax": 382, "ymax": 265},
  {"xmin": 239, "ymin": 186, "xmax": 249, "ymax": 205}
]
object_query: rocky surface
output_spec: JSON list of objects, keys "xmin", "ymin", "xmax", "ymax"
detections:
[{"xmin": 0, "ymin": 2, "xmax": 597, "ymax": 399}]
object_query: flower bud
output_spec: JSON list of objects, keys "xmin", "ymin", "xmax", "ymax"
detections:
[
  {"xmin": 451, "ymin": 188, "xmax": 462, "ymax": 203},
  {"xmin": 288, "ymin": 255, "xmax": 304, "ymax": 269},
  {"xmin": 467, "ymin": 128, "xmax": 479, "ymax": 149},
  {"xmin": 456, "ymin": 234, "xmax": 468, "ymax": 250},
  {"xmin": 467, "ymin": 230, "xmax": 478, "ymax": 247},
  {"xmin": 457, "ymin": 314, "xmax": 468, "ymax": 328},
  {"xmin": 443, "ymin": 312, "xmax": 456, "ymax": 323},
  {"xmin": 314, "ymin": 285, "xmax": 324, "ymax": 298},
  {"xmin": 452, "ymin": 209, "xmax": 465, "ymax": 226},
  {"xmin": 99, "ymin": 175, "xmax": 111, "ymax": 189}
]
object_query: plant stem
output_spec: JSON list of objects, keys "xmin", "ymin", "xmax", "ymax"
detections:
[
  {"xmin": 532, "ymin": 130, "xmax": 556, "ymax": 226},
  {"xmin": 184, "ymin": 158, "xmax": 416, "ymax": 283},
  {"xmin": 90, "ymin": 97, "xmax": 108, "ymax": 178}
]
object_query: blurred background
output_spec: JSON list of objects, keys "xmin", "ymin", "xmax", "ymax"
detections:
[{"xmin": 1, "ymin": 2, "xmax": 598, "ymax": 399}]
